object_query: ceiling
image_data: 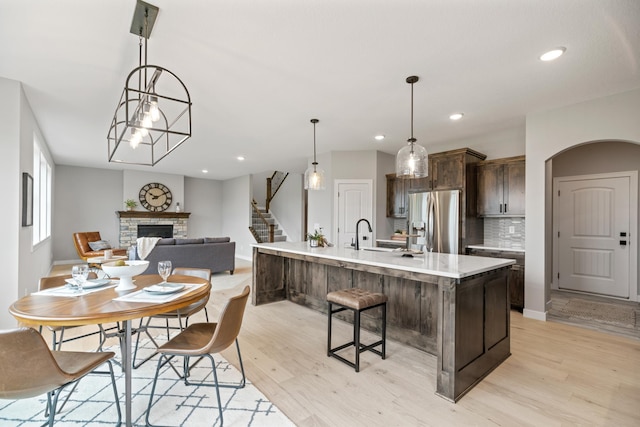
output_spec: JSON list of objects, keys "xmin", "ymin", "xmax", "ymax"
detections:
[{"xmin": 1, "ymin": 0, "xmax": 639, "ymax": 180}]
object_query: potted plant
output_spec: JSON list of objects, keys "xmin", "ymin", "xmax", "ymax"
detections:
[
  {"xmin": 124, "ymin": 199, "xmax": 137, "ymax": 211},
  {"xmin": 307, "ymin": 228, "xmax": 326, "ymax": 247}
]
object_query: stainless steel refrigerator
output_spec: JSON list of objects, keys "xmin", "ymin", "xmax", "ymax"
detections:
[{"xmin": 407, "ymin": 190, "xmax": 460, "ymax": 253}]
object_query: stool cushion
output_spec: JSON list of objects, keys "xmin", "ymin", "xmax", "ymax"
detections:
[{"xmin": 327, "ymin": 288, "xmax": 388, "ymax": 310}]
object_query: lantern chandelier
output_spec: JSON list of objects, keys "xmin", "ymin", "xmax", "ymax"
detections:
[
  {"xmin": 107, "ymin": 0, "xmax": 192, "ymax": 166},
  {"xmin": 304, "ymin": 119, "xmax": 326, "ymax": 190},
  {"xmin": 395, "ymin": 75, "xmax": 428, "ymax": 178}
]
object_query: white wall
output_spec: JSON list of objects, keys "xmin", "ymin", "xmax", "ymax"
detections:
[
  {"xmin": 0, "ymin": 78, "xmax": 21, "ymax": 328},
  {"xmin": 0, "ymin": 79, "xmax": 55, "ymax": 328},
  {"xmin": 429, "ymin": 125, "xmax": 526, "ymax": 160},
  {"xmin": 222, "ymin": 175, "xmax": 253, "ymax": 260},
  {"xmin": 525, "ymin": 88, "xmax": 640, "ymax": 319}
]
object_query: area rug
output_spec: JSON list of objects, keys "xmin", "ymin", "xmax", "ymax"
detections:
[
  {"xmin": 561, "ymin": 299, "xmax": 636, "ymax": 327},
  {"xmin": 0, "ymin": 337, "xmax": 295, "ymax": 427}
]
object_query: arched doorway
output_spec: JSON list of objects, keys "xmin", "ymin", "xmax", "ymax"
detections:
[{"xmin": 546, "ymin": 140, "xmax": 640, "ymax": 336}]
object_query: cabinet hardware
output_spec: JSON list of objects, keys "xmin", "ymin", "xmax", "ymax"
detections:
[
  {"xmin": 504, "ymin": 203, "xmax": 507, "ymax": 213},
  {"xmin": 499, "ymin": 204, "xmax": 502, "ymax": 213}
]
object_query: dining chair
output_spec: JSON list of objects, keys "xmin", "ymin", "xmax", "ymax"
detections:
[
  {"xmin": 39, "ymin": 273, "xmax": 107, "ymax": 350},
  {"xmin": 0, "ymin": 327, "xmax": 121, "ymax": 427},
  {"xmin": 132, "ymin": 267, "xmax": 212, "ymax": 369},
  {"xmin": 145, "ymin": 285, "xmax": 250, "ymax": 427}
]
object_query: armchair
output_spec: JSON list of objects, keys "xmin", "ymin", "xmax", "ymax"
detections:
[{"xmin": 73, "ymin": 231, "xmax": 127, "ymax": 261}]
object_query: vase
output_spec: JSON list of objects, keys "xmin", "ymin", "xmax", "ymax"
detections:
[{"xmin": 309, "ymin": 239, "xmax": 318, "ymax": 247}]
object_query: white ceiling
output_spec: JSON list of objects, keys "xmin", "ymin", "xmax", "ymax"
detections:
[{"xmin": 1, "ymin": 0, "xmax": 639, "ymax": 180}]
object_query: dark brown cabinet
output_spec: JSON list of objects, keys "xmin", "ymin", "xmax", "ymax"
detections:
[
  {"xmin": 386, "ymin": 173, "xmax": 408, "ymax": 218},
  {"xmin": 466, "ymin": 247, "xmax": 525, "ymax": 311},
  {"xmin": 386, "ymin": 148, "xmax": 486, "ymax": 219},
  {"xmin": 477, "ymin": 156, "xmax": 525, "ymax": 216}
]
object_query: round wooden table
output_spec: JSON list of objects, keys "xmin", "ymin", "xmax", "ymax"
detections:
[{"xmin": 9, "ymin": 274, "xmax": 211, "ymax": 427}]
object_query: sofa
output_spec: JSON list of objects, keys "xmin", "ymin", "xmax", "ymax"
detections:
[{"xmin": 138, "ymin": 237, "xmax": 235, "ymax": 275}]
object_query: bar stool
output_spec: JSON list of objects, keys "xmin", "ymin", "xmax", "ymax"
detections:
[{"xmin": 327, "ymin": 288, "xmax": 388, "ymax": 372}]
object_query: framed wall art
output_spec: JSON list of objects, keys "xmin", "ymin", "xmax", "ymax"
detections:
[{"xmin": 22, "ymin": 172, "xmax": 33, "ymax": 227}]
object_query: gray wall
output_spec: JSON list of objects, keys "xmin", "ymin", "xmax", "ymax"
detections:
[
  {"xmin": 53, "ymin": 167, "xmax": 225, "ymax": 262},
  {"xmin": 222, "ymin": 175, "xmax": 253, "ymax": 259},
  {"xmin": 270, "ymin": 173, "xmax": 304, "ymax": 242},
  {"xmin": 53, "ymin": 166, "xmax": 123, "ymax": 260},
  {"xmin": 184, "ymin": 176, "xmax": 223, "ymax": 239}
]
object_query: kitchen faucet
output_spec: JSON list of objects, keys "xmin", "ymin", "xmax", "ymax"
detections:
[{"xmin": 354, "ymin": 218, "xmax": 372, "ymax": 250}]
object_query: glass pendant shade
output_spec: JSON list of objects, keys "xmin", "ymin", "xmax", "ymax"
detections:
[
  {"xmin": 304, "ymin": 164, "xmax": 326, "ymax": 190},
  {"xmin": 304, "ymin": 118, "xmax": 325, "ymax": 190},
  {"xmin": 396, "ymin": 141, "xmax": 428, "ymax": 178},
  {"xmin": 396, "ymin": 75, "xmax": 428, "ymax": 178}
]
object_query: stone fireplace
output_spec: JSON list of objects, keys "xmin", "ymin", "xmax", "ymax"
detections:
[{"xmin": 117, "ymin": 211, "xmax": 190, "ymax": 248}]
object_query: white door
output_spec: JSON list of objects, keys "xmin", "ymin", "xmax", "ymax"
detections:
[
  {"xmin": 335, "ymin": 180, "xmax": 373, "ymax": 249},
  {"xmin": 555, "ymin": 175, "xmax": 633, "ymax": 298}
]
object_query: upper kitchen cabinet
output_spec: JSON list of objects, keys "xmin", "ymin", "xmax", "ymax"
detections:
[
  {"xmin": 386, "ymin": 148, "xmax": 486, "ymax": 219},
  {"xmin": 429, "ymin": 148, "xmax": 487, "ymax": 190},
  {"xmin": 477, "ymin": 156, "xmax": 525, "ymax": 217},
  {"xmin": 386, "ymin": 173, "xmax": 408, "ymax": 218}
]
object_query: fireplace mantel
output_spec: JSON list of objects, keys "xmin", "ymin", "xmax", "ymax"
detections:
[{"xmin": 116, "ymin": 211, "xmax": 191, "ymax": 219}]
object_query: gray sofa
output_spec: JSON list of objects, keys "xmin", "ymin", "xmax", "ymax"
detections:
[{"xmin": 138, "ymin": 237, "xmax": 235, "ymax": 275}]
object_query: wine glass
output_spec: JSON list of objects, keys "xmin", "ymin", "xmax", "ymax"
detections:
[
  {"xmin": 158, "ymin": 260, "xmax": 172, "ymax": 285},
  {"xmin": 71, "ymin": 264, "xmax": 89, "ymax": 293}
]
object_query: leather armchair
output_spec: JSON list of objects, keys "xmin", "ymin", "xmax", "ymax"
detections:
[{"xmin": 72, "ymin": 231, "xmax": 127, "ymax": 260}]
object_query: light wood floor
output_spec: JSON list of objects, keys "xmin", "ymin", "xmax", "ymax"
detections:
[{"xmin": 47, "ymin": 261, "xmax": 640, "ymax": 426}]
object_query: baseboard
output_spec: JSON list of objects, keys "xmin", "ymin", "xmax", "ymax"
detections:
[
  {"xmin": 53, "ymin": 259, "xmax": 83, "ymax": 265},
  {"xmin": 236, "ymin": 254, "xmax": 252, "ymax": 262},
  {"xmin": 523, "ymin": 308, "xmax": 547, "ymax": 321}
]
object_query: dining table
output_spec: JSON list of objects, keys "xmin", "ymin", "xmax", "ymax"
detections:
[{"xmin": 9, "ymin": 274, "xmax": 211, "ymax": 427}]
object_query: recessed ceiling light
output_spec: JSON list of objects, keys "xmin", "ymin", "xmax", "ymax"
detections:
[
  {"xmin": 540, "ymin": 47, "xmax": 566, "ymax": 61},
  {"xmin": 202, "ymin": 169, "xmax": 208, "ymax": 174},
  {"xmin": 449, "ymin": 113, "xmax": 464, "ymax": 121},
  {"xmin": 237, "ymin": 156, "xmax": 245, "ymax": 161},
  {"xmin": 374, "ymin": 135, "xmax": 385, "ymax": 141}
]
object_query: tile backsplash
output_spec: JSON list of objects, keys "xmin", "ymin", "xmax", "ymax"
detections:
[{"xmin": 483, "ymin": 218, "xmax": 525, "ymax": 249}]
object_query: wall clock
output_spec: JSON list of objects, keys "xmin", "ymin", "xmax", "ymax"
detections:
[{"xmin": 139, "ymin": 182, "xmax": 173, "ymax": 212}]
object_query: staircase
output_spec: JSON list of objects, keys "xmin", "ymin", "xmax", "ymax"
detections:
[{"xmin": 249, "ymin": 205, "xmax": 287, "ymax": 243}]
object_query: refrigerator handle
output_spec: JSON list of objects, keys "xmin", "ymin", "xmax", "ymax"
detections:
[{"xmin": 426, "ymin": 194, "xmax": 434, "ymax": 252}]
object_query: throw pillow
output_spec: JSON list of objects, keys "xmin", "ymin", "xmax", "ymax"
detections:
[
  {"xmin": 88, "ymin": 240, "xmax": 111, "ymax": 251},
  {"xmin": 204, "ymin": 237, "xmax": 231, "ymax": 243}
]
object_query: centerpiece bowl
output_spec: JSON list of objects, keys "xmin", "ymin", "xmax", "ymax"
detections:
[{"xmin": 101, "ymin": 260, "xmax": 149, "ymax": 291}]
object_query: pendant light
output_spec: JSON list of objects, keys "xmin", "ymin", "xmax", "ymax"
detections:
[
  {"xmin": 304, "ymin": 119, "xmax": 326, "ymax": 190},
  {"xmin": 107, "ymin": 0, "xmax": 192, "ymax": 166},
  {"xmin": 396, "ymin": 76, "xmax": 428, "ymax": 178}
]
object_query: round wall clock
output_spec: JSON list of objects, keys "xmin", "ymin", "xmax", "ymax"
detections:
[{"xmin": 139, "ymin": 182, "xmax": 173, "ymax": 212}]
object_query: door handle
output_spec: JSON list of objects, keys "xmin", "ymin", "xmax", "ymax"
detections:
[{"xmin": 620, "ymin": 240, "xmax": 627, "ymax": 246}]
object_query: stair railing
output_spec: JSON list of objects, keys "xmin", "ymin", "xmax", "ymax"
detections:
[
  {"xmin": 249, "ymin": 199, "xmax": 275, "ymax": 243},
  {"xmin": 266, "ymin": 171, "xmax": 289, "ymax": 211}
]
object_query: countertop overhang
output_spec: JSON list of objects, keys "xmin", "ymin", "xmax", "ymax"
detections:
[{"xmin": 252, "ymin": 242, "xmax": 515, "ymax": 279}]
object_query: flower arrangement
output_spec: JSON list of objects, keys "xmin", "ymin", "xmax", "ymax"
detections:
[
  {"xmin": 307, "ymin": 228, "xmax": 327, "ymax": 247},
  {"xmin": 124, "ymin": 199, "xmax": 137, "ymax": 210}
]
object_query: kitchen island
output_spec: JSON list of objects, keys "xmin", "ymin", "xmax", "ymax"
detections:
[{"xmin": 252, "ymin": 242, "xmax": 515, "ymax": 402}]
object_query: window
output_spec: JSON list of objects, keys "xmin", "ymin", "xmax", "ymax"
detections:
[{"xmin": 32, "ymin": 136, "xmax": 52, "ymax": 245}]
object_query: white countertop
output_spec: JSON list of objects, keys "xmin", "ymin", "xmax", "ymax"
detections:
[
  {"xmin": 252, "ymin": 241, "xmax": 515, "ymax": 279},
  {"xmin": 466, "ymin": 244, "xmax": 525, "ymax": 253}
]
